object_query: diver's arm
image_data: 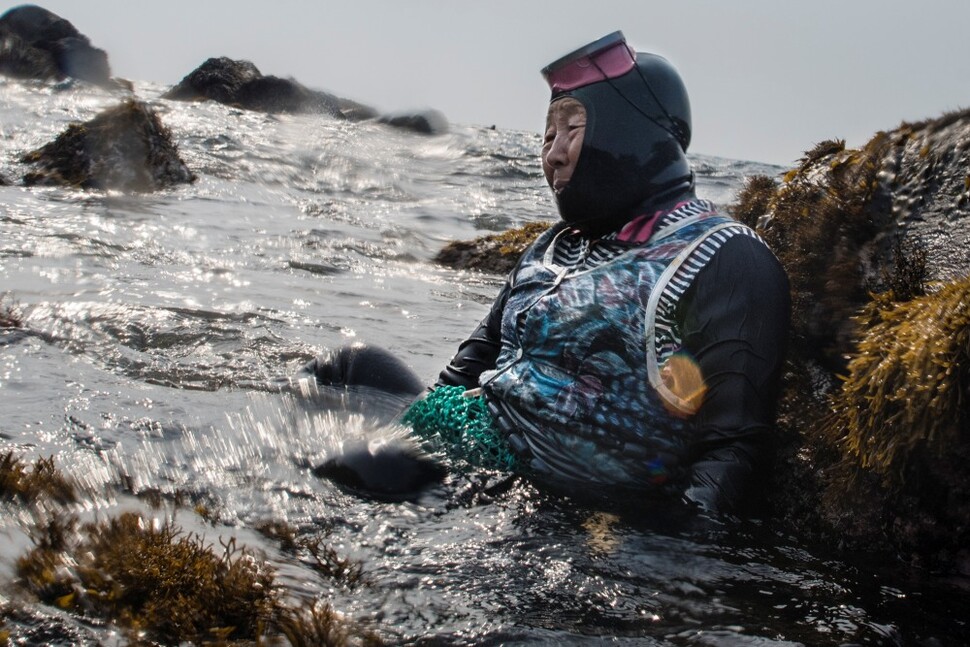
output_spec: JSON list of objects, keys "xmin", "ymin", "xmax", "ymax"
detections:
[
  {"xmin": 676, "ymin": 234, "xmax": 790, "ymax": 514},
  {"xmin": 435, "ymin": 279, "xmax": 511, "ymax": 389}
]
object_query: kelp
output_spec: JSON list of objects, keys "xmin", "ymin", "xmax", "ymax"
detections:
[
  {"xmin": 825, "ymin": 277, "xmax": 970, "ymax": 485},
  {"xmin": 733, "ymin": 123, "xmax": 969, "ymax": 564},
  {"xmin": 17, "ymin": 512, "xmax": 279, "ymax": 644},
  {"xmin": 750, "ymin": 136, "xmax": 894, "ymax": 369},
  {"xmin": 15, "ymin": 511, "xmax": 379, "ymax": 645},
  {"xmin": 880, "ymin": 234, "xmax": 928, "ymax": 302},
  {"xmin": 3, "ymin": 452, "xmax": 376, "ymax": 645},
  {"xmin": 276, "ymin": 599, "xmax": 382, "ymax": 647},
  {"xmin": 256, "ymin": 520, "xmax": 366, "ymax": 586},
  {"xmin": 0, "ymin": 452, "xmax": 77, "ymax": 504},
  {"xmin": 730, "ymin": 174, "xmax": 777, "ymax": 229}
]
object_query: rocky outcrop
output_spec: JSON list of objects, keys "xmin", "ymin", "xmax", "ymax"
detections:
[
  {"xmin": 0, "ymin": 4, "xmax": 111, "ymax": 85},
  {"xmin": 732, "ymin": 108, "xmax": 970, "ymax": 572},
  {"xmin": 377, "ymin": 109, "xmax": 449, "ymax": 135},
  {"xmin": 163, "ymin": 57, "xmax": 450, "ymax": 133},
  {"xmin": 163, "ymin": 57, "xmax": 378, "ymax": 120},
  {"xmin": 162, "ymin": 57, "xmax": 261, "ymax": 105},
  {"xmin": 21, "ymin": 99, "xmax": 195, "ymax": 192}
]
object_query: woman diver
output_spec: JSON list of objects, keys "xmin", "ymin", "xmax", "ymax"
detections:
[{"xmin": 305, "ymin": 32, "xmax": 790, "ymax": 515}]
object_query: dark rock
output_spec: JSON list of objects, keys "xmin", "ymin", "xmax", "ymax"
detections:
[
  {"xmin": 0, "ymin": 24, "xmax": 61, "ymax": 80},
  {"xmin": 378, "ymin": 109, "xmax": 449, "ymax": 135},
  {"xmin": 164, "ymin": 56, "xmax": 379, "ymax": 119},
  {"xmin": 0, "ymin": 5, "xmax": 111, "ymax": 85},
  {"xmin": 48, "ymin": 34, "xmax": 110, "ymax": 83},
  {"xmin": 21, "ymin": 99, "xmax": 195, "ymax": 192},
  {"xmin": 162, "ymin": 56, "xmax": 262, "ymax": 104},
  {"xmin": 337, "ymin": 97, "xmax": 379, "ymax": 122},
  {"xmin": 1, "ymin": 298, "xmax": 22, "ymax": 328},
  {"xmin": 234, "ymin": 75, "xmax": 341, "ymax": 115}
]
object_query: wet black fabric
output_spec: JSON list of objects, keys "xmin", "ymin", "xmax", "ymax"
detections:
[
  {"xmin": 677, "ymin": 235, "xmax": 790, "ymax": 513},
  {"xmin": 435, "ymin": 280, "xmax": 510, "ymax": 390},
  {"xmin": 302, "ymin": 344, "xmax": 425, "ymax": 396},
  {"xmin": 313, "ymin": 441, "xmax": 446, "ymax": 503}
]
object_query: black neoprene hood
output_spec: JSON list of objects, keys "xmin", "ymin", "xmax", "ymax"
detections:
[{"xmin": 542, "ymin": 32, "xmax": 695, "ymax": 236}]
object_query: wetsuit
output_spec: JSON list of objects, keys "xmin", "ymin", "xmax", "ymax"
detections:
[{"xmin": 437, "ymin": 202, "xmax": 789, "ymax": 513}]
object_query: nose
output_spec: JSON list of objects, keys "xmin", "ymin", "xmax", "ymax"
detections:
[{"xmin": 545, "ymin": 133, "xmax": 569, "ymax": 167}]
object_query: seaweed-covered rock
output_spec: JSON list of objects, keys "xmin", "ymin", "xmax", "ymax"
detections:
[
  {"xmin": 0, "ymin": 4, "xmax": 111, "ymax": 85},
  {"xmin": 434, "ymin": 221, "xmax": 551, "ymax": 274},
  {"xmin": 163, "ymin": 56, "xmax": 379, "ymax": 120},
  {"xmin": 734, "ymin": 108, "xmax": 970, "ymax": 570},
  {"xmin": 378, "ymin": 109, "xmax": 449, "ymax": 135},
  {"xmin": 820, "ymin": 282, "xmax": 970, "ymax": 566},
  {"xmin": 21, "ymin": 99, "xmax": 195, "ymax": 192},
  {"xmin": 741, "ymin": 110, "xmax": 970, "ymax": 371}
]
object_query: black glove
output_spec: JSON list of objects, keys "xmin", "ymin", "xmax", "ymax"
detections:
[{"xmin": 313, "ymin": 441, "xmax": 446, "ymax": 503}]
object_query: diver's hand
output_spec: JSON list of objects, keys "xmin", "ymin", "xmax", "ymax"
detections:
[
  {"xmin": 300, "ymin": 345, "xmax": 426, "ymax": 396},
  {"xmin": 313, "ymin": 441, "xmax": 446, "ymax": 503}
]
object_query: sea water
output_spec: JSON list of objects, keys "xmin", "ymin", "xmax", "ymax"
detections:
[{"xmin": 1, "ymin": 77, "xmax": 968, "ymax": 645}]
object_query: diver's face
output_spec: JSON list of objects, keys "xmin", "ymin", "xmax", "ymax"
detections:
[{"xmin": 542, "ymin": 97, "xmax": 586, "ymax": 195}]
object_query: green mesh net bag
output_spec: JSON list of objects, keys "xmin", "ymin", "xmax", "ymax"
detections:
[{"xmin": 401, "ymin": 385, "xmax": 518, "ymax": 471}]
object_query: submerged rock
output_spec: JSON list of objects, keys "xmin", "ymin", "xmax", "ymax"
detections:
[
  {"xmin": 378, "ymin": 108, "xmax": 449, "ymax": 135},
  {"xmin": 733, "ymin": 108, "xmax": 970, "ymax": 571},
  {"xmin": 21, "ymin": 99, "xmax": 195, "ymax": 191},
  {"xmin": 163, "ymin": 56, "xmax": 379, "ymax": 120},
  {"xmin": 0, "ymin": 4, "xmax": 111, "ymax": 85}
]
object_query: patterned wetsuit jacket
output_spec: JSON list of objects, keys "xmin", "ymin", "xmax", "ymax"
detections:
[{"xmin": 479, "ymin": 200, "xmax": 756, "ymax": 491}]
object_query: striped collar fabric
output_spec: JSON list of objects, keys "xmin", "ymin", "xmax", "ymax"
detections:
[{"xmin": 552, "ymin": 200, "xmax": 719, "ymax": 271}]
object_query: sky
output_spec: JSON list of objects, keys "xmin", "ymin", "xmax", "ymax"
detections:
[{"xmin": 22, "ymin": 0, "xmax": 970, "ymax": 166}]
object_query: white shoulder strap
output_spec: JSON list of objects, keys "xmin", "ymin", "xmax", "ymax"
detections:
[{"xmin": 644, "ymin": 221, "xmax": 741, "ymax": 415}]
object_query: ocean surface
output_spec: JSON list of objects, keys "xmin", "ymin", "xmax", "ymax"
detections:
[{"xmin": 1, "ymin": 77, "xmax": 968, "ymax": 645}]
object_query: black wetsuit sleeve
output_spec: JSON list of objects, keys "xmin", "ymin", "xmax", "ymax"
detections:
[
  {"xmin": 676, "ymin": 234, "xmax": 790, "ymax": 514},
  {"xmin": 435, "ymin": 280, "xmax": 511, "ymax": 389}
]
